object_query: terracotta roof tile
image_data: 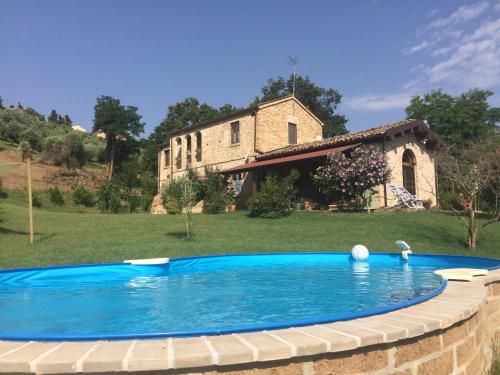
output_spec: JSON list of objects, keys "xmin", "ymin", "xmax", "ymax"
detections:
[{"xmin": 257, "ymin": 119, "xmax": 424, "ymax": 160}]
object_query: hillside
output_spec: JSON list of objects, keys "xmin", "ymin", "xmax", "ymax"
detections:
[{"xmin": 0, "ymin": 142, "xmax": 106, "ymax": 192}]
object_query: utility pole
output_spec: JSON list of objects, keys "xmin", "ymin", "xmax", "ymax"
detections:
[{"xmin": 26, "ymin": 150, "xmax": 34, "ymax": 244}]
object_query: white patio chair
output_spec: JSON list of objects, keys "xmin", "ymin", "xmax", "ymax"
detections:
[{"xmin": 388, "ymin": 185, "xmax": 424, "ymax": 209}]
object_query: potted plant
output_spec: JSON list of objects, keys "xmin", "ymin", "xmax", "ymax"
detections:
[
  {"xmin": 304, "ymin": 199, "xmax": 314, "ymax": 211},
  {"xmin": 226, "ymin": 181, "xmax": 236, "ymax": 212}
]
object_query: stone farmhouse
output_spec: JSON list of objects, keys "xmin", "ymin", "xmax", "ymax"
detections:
[{"xmin": 157, "ymin": 95, "xmax": 442, "ymax": 210}]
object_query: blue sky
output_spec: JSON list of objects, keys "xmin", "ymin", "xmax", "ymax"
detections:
[{"xmin": 1, "ymin": 0, "xmax": 499, "ymax": 135}]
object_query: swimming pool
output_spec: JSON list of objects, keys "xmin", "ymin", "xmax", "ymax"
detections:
[{"xmin": 0, "ymin": 253, "xmax": 498, "ymax": 341}]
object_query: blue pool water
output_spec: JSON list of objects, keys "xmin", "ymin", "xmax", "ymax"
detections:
[{"xmin": 0, "ymin": 253, "xmax": 498, "ymax": 340}]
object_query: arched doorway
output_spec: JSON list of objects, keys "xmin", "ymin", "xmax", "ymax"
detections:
[{"xmin": 402, "ymin": 149, "xmax": 416, "ymax": 195}]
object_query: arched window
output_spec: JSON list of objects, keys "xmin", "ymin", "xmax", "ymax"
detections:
[
  {"xmin": 175, "ymin": 137, "xmax": 182, "ymax": 169},
  {"xmin": 402, "ymin": 149, "xmax": 417, "ymax": 195},
  {"xmin": 186, "ymin": 135, "xmax": 192, "ymax": 165},
  {"xmin": 195, "ymin": 132, "xmax": 202, "ymax": 162}
]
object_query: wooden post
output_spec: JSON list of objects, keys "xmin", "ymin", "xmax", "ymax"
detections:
[{"xmin": 27, "ymin": 156, "xmax": 34, "ymax": 244}]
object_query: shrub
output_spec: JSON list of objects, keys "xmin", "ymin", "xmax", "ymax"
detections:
[
  {"xmin": 97, "ymin": 181, "xmax": 122, "ymax": 213},
  {"xmin": 162, "ymin": 179, "xmax": 184, "ymax": 214},
  {"xmin": 438, "ymin": 190, "xmax": 462, "ymax": 210},
  {"xmin": 313, "ymin": 145, "xmax": 390, "ymax": 212},
  {"xmin": 0, "ymin": 179, "xmax": 7, "ymax": 199},
  {"xmin": 203, "ymin": 168, "xmax": 233, "ymax": 214},
  {"xmin": 122, "ymin": 188, "xmax": 141, "ymax": 213},
  {"xmin": 248, "ymin": 173, "xmax": 298, "ymax": 218},
  {"xmin": 72, "ymin": 184, "xmax": 94, "ymax": 207},
  {"xmin": 141, "ymin": 191, "xmax": 154, "ymax": 212},
  {"xmin": 48, "ymin": 186, "xmax": 65, "ymax": 206},
  {"xmin": 31, "ymin": 191, "xmax": 43, "ymax": 207}
]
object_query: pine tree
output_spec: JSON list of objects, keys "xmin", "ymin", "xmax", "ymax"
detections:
[
  {"xmin": 64, "ymin": 115, "xmax": 72, "ymax": 125},
  {"xmin": 48, "ymin": 110, "xmax": 58, "ymax": 123}
]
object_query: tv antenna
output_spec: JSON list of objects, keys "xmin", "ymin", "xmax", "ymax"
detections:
[{"xmin": 288, "ymin": 54, "xmax": 297, "ymax": 97}]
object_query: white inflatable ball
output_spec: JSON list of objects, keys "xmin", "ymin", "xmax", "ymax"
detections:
[{"xmin": 351, "ymin": 244, "xmax": 369, "ymax": 261}]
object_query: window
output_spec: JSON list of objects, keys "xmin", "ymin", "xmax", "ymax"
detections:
[
  {"xmin": 175, "ymin": 138, "xmax": 182, "ymax": 169},
  {"xmin": 186, "ymin": 135, "xmax": 192, "ymax": 165},
  {"xmin": 164, "ymin": 149, "xmax": 170, "ymax": 168},
  {"xmin": 195, "ymin": 132, "xmax": 202, "ymax": 162},
  {"xmin": 288, "ymin": 122, "xmax": 297, "ymax": 145},
  {"xmin": 402, "ymin": 149, "xmax": 416, "ymax": 196},
  {"xmin": 231, "ymin": 121, "xmax": 240, "ymax": 144}
]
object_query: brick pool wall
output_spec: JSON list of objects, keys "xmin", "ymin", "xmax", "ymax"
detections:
[{"xmin": 177, "ymin": 280, "xmax": 500, "ymax": 375}]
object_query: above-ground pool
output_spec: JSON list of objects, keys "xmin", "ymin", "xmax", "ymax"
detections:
[{"xmin": 0, "ymin": 253, "xmax": 498, "ymax": 341}]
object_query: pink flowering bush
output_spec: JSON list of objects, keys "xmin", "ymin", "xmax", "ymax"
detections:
[{"xmin": 313, "ymin": 145, "xmax": 391, "ymax": 210}]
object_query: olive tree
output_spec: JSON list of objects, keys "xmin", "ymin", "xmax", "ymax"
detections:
[{"xmin": 436, "ymin": 138, "xmax": 499, "ymax": 249}]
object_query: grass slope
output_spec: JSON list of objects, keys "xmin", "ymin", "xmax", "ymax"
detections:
[{"xmin": 1, "ymin": 197, "xmax": 498, "ymax": 269}]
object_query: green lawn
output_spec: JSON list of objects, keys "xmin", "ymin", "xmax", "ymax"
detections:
[{"xmin": 1, "ymin": 194, "xmax": 498, "ymax": 269}]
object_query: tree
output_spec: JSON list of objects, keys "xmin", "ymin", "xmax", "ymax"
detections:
[
  {"xmin": 48, "ymin": 110, "xmax": 59, "ymax": 123},
  {"xmin": 406, "ymin": 89, "xmax": 499, "ymax": 149},
  {"xmin": 162, "ymin": 176, "xmax": 198, "ymax": 238},
  {"xmin": 313, "ymin": 145, "xmax": 391, "ymax": 212},
  {"xmin": 64, "ymin": 115, "xmax": 72, "ymax": 125},
  {"xmin": 93, "ymin": 96, "xmax": 144, "ymax": 180},
  {"xmin": 42, "ymin": 133, "xmax": 88, "ymax": 169},
  {"xmin": 25, "ymin": 107, "xmax": 45, "ymax": 122},
  {"xmin": 0, "ymin": 96, "xmax": 4, "ymax": 109},
  {"xmin": 254, "ymin": 75, "xmax": 348, "ymax": 137},
  {"xmin": 436, "ymin": 138, "xmax": 499, "ymax": 249},
  {"xmin": 151, "ymin": 98, "xmax": 225, "ymax": 146},
  {"xmin": 17, "ymin": 102, "xmax": 24, "ymax": 110}
]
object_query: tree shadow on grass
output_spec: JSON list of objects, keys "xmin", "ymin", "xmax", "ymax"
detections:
[
  {"xmin": 0, "ymin": 226, "xmax": 30, "ymax": 235},
  {"xmin": 164, "ymin": 231, "xmax": 191, "ymax": 240},
  {"xmin": 411, "ymin": 222, "xmax": 467, "ymax": 250},
  {"xmin": 0, "ymin": 226, "xmax": 55, "ymax": 242}
]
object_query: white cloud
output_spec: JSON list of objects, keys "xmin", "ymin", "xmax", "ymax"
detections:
[
  {"xmin": 405, "ymin": 40, "xmax": 433, "ymax": 55},
  {"xmin": 348, "ymin": 2, "xmax": 499, "ymax": 113},
  {"xmin": 427, "ymin": 2, "xmax": 489, "ymax": 29},
  {"xmin": 344, "ymin": 94, "xmax": 413, "ymax": 111},
  {"xmin": 425, "ymin": 19, "xmax": 500, "ymax": 88}
]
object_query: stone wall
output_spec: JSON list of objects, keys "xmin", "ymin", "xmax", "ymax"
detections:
[
  {"xmin": 159, "ymin": 112, "xmax": 256, "ymax": 188},
  {"xmin": 372, "ymin": 133, "xmax": 438, "ymax": 209},
  {"xmin": 255, "ymin": 98, "xmax": 323, "ymax": 153}
]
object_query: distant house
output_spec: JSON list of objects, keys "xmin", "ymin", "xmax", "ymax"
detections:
[
  {"xmin": 157, "ymin": 95, "xmax": 442, "ymax": 210},
  {"xmin": 71, "ymin": 125, "xmax": 87, "ymax": 133}
]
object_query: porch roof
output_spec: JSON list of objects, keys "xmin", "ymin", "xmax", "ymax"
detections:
[{"xmin": 222, "ymin": 143, "xmax": 358, "ymax": 174}]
